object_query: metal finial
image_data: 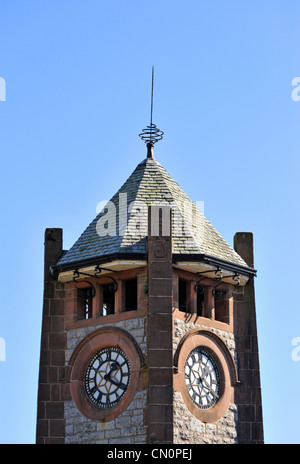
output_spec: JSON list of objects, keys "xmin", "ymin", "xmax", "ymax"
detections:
[
  {"xmin": 139, "ymin": 66, "xmax": 164, "ymax": 158},
  {"xmin": 150, "ymin": 66, "xmax": 154, "ymax": 126}
]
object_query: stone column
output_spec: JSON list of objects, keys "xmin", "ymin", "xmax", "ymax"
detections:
[
  {"xmin": 36, "ymin": 228, "xmax": 67, "ymax": 444},
  {"xmin": 147, "ymin": 206, "xmax": 173, "ymax": 443},
  {"xmin": 234, "ymin": 232, "xmax": 264, "ymax": 444}
]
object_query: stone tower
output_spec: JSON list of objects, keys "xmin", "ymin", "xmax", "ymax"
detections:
[{"xmin": 36, "ymin": 119, "xmax": 264, "ymax": 444}]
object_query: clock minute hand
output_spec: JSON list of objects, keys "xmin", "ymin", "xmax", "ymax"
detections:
[
  {"xmin": 200, "ymin": 365, "xmax": 212, "ymax": 382},
  {"xmin": 202, "ymin": 379, "xmax": 219, "ymax": 398},
  {"xmin": 106, "ymin": 377, "xmax": 121, "ymax": 387}
]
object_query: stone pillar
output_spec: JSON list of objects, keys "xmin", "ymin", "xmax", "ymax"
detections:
[
  {"xmin": 233, "ymin": 232, "xmax": 264, "ymax": 444},
  {"xmin": 147, "ymin": 206, "xmax": 173, "ymax": 443},
  {"xmin": 36, "ymin": 228, "xmax": 67, "ymax": 444}
]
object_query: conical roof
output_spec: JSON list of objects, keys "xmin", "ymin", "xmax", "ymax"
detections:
[{"xmin": 56, "ymin": 156, "xmax": 248, "ymax": 271}]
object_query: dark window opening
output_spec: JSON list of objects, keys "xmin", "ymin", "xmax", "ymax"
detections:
[
  {"xmin": 125, "ymin": 278, "xmax": 137, "ymax": 311},
  {"xmin": 214, "ymin": 290, "xmax": 228, "ymax": 323},
  {"xmin": 77, "ymin": 287, "xmax": 93, "ymax": 320},
  {"xmin": 196, "ymin": 287, "xmax": 205, "ymax": 316},
  {"xmin": 179, "ymin": 279, "xmax": 188, "ymax": 312},
  {"xmin": 102, "ymin": 284, "xmax": 115, "ymax": 316}
]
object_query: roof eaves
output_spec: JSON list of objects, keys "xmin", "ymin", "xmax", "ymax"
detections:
[{"xmin": 172, "ymin": 253, "xmax": 257, "ymax": 278}]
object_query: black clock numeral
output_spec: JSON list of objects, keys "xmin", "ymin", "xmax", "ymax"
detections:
[
  {"xmin": 191, "ymin": 391, "xmax": 200, "ymax": 404},
  {"xmin": 96, "ymin": 392, "xmax": 103, "ymax": 403},
  {"xmin": 191, "ymin": 354, "xmax": 197, "ymax": 364},
  {"xmin": 185, "ymin": 369, "xmax": 192, "ymax": 379},
  {"xmin": 89, "ymin": 385, "xmax": 98, "ymax": 396},
  {"xmin": 114, "ymin": 393, "xmax": 120, "ymax": 402}
]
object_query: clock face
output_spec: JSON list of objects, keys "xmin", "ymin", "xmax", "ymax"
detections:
[
  {"xmin": 185, "ymin": 348, "xmax": 220, "ymax": 409},
  {"xmin": 84, "ymin": 347, "xmax": 130, "ymax": 409}
]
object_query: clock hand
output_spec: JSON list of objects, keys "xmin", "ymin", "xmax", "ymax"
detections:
[
  {"xmin": 104, "ymin": 362, "xmax": 119, "ymax": 380},
  {"xmin": 106, "ymin": 377, "xmax": 122, "ymax": 388},
  {"xmin": 202, "ymin": 380, "xmax": 219, "ymax": 398},
  {"xmin": 191, "ymin": 365, "xmax": 211, "ymax": 384},
  {"xmin": 200, "ymin": 365, "xmax": 212, "ymax": 382}
]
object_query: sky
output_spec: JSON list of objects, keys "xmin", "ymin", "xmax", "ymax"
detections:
[{"xmin": 0, "ymin": 0, "xmax": 300, "ymax": 444}]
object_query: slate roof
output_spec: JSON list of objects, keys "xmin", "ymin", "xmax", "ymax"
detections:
[{"xmin": 56, "ymin": 156, "xmax": 247, "ymax": 269}]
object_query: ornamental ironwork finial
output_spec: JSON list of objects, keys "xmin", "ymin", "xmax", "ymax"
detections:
[{"xmin": 139, "ymin": 66, "xmax": 164, "ymax": 158}]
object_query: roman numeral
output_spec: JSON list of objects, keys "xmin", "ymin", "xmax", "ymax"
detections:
[
  {"xmin": 96, "ymin": 392, "xmax": 103, "ymax": 403},
  {"xmin": 88, "ymin": 385, "xmax": 97, "ymax": 396}
]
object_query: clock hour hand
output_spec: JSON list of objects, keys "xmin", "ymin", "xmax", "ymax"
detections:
[{"xmin": 104, "ymin": 362, "xmax": 119, "ymax": 381}]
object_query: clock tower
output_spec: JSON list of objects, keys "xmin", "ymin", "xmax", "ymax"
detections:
[{"xmin": 36, "ymin": 103, "xmax": 263, "ymax": 445}]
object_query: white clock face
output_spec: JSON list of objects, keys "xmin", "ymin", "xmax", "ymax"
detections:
[
  {"xmin": 185, "ymin": 348, "xmax": 220, "ymax": 409},
  {"xmin": 84, "ymin": 347, "xmax": 130, "ymax": 409}
]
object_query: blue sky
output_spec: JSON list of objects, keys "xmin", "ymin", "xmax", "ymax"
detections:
[{"xmin": 0, "ymin": 0, "xmax": 300, "ymax": 444}]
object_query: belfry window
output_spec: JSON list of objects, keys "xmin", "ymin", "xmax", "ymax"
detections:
[
  {"xmin": 77, "ymin": 287, "xmax": 93, "ymax": 320},
  {"xmin": 178, "ymin": 279, "xmax": 187, "ymax": 312},
  {"xmin": 102, "ymin": 284, "xmax": 115, "ymax": 316},
  {"xmin": 125, "ymin": 278, "xmax": 137, "ymax": 311},
  {"xmin": 214, "ymin": 289, "xmax": 228, "ymax": 323},
  {"xmin": 196, "ymin": 286, "xmax": 205, "ymax": 316}
]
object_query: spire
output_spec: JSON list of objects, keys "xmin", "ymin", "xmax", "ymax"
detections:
[{"xmin": 139, "ymin": 66, "xmax": 164, "ymax": 158}]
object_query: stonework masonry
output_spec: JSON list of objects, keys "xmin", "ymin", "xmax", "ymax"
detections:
[
  {"xmin": 173, "ymin": 318, "xmax": 236, "ymax": 359},
  {"xmin": 36, "ymin": 229, "xmax": 66, "ymax": 444},
  {"xmin": 65, "ymin": 318, "xmax": 147, "ymax": 364},
  {"xmin": 173, "ymin": 392, "xmax": 237, "ymax": 444},
  {"xmin": 233, "ymin": 232, "xmax": 264, "ymax": 444},
  {"xmin": 65, "ymin": 390, "xmax": 147, "ymax": 444}
]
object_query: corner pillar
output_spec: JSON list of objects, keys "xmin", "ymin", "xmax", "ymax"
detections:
[
  {"xmin": 147, "ymin": 206, "xmax": 173, "ymax": 443},
  {"xmin": 234, "ymin": 232, "xmax": 264, "ymax": 444},
  {"xmin": 36, "ymin": 228, "xmax": 67, "ymax": 444}
]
